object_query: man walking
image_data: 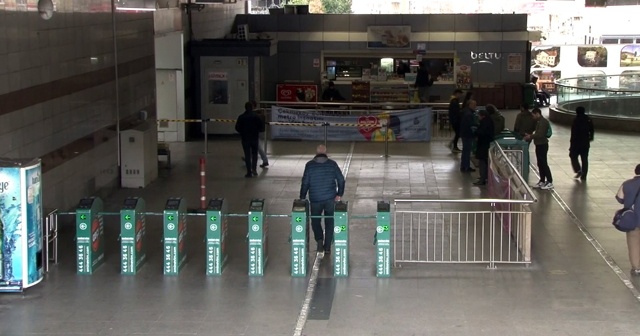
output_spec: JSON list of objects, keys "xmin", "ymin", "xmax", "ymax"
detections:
[
  {"xmin": 235, "ymin": 102, "xmax": 265, "ymax": 178},
  {"xmin": 513, "ymin": 104, "xmax": 536, "ymax": 139},
  {"xmin": 300, "ymin": 145, "xmax": 345, "ymax": 253},
  {"xmin": 459, "ymin": 99, "xmax": 477, "ymax": 173},
  {"xmin": 524, "ymin": 108, "xmax": 553, "ymax": 190},
  {"xmin": 616, "ymin": 164, "xmax": 640, "ymax": 275},
  {"xmin": 448, "ymin": 89, "xmax": 463, "ymax": 152},
  {"xmin": 570, "ymin": 106, "xmax": 594, "ymax": 181}
]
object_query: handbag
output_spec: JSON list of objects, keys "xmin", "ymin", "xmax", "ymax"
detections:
[{"xmin": 613, "ymin": 186, "xmax": 640, "ymax": 232}]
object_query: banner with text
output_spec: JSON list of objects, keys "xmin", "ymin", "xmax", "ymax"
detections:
[{"xmin": 270, "ymin": 107, "xmax": 432, "ymax": 142}]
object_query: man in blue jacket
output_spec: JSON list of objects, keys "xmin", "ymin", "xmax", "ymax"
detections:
[{"xmin": 300, "ymin": 145, "xmax": 346, "ymax": 253}]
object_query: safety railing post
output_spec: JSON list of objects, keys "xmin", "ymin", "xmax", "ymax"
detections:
[
  {"xmin": 204, "ymin": 119, "xmax": 209, "ymax": 156},
  {"xmin": 488, "ymin": 202, "xmax": 497, "ymax": 269},
  {"xmin": 323, "ymin": 122, "xmax": 328, "ymax": 148},
  {"xmin": 383, "ymin": 122, "xmax": 390, "ymax": 158}
]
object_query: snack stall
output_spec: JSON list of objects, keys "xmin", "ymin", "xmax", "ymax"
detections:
[{"xmin": 320, "ymin": 50, "xmax": 457, "ymax": 104}]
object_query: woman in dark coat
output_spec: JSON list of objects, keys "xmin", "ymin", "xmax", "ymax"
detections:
[{"xmin": 474, "ymin": 109, "xmax": 495, "ymax": 186}]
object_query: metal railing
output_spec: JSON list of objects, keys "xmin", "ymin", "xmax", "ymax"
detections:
[
  {"xmin": 44, "ymin": 209, "xmax": 59, "ymax": 273},
  {"xmin": 392, "ymin": 143, "xmax": 536, "ymax": 268}
]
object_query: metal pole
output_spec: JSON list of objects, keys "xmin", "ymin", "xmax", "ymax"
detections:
[
  {"xmin": 263, "ymin": 120, "xmax": 269, "ymax": 155},
  {"xmin": 111, "ymin": 0, "xmax": 121, "ymax": 170},
  {"xmin": 323, "ymin": 122, "xmax": 328, "ymax": 148},
  {"xmin": 200, "ymin": 157, "xmax": 206, "ymax": 210},
  {"xmin": 204, "ymin": 119, "xmax": 209, "ymax": 156},
  {"xmin": 383, "ymin": 123, "xmax": 390, "ymax": 158}
]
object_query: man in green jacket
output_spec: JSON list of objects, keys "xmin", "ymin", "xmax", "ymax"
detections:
[{"xmin": 524, "ymin": 108, "xmax": 553, "ymax": 190}]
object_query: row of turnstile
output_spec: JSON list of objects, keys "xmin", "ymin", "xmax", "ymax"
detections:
[{"xmin": 73, "ymin": 197, "xmax": 392, "ymax": 278}]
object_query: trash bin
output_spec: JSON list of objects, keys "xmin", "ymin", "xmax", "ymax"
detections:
[{"xmin": 495, "ymin": 132, "xmax": 531, "ymax": 182}]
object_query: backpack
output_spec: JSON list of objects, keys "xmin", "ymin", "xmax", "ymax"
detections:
[
  {"xmin": 613, "ymin": 186, "xmax": 640, "ymax": 232},
  {"xmin": 546, "ymin": 123, "xmax": 552, "ymax": 138}
]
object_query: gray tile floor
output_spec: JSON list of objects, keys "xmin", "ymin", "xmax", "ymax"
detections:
[{"xmin": 1, "ymin": 108, "xmax": 640, "ymax": 336}]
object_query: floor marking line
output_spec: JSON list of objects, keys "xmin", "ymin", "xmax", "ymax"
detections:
[
  {"xmin": 293, "ymin": 142, "xmax": 355, "ymax": 336},
  {"xmin": 530, "ymin": 165, "xmax": 640, "ymax": 303}
]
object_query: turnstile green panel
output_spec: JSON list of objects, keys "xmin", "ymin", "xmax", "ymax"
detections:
[
  {"xmin": 120, "ymin": 197, "xmax": 146, "ymax": 275},
  {"xmin": 291, "ymin": 199, "xmax": 308, "ymax": 277},
  {"xmin": 375, "ymin": 201, "xmax": 391, "ymax": 278},
  {"xmin": 163, "ymin": 198, "xmax": 187, "ymax": 275},
  {"xmin": 333, "ymin": 201, "xmax": 349, "ymax": 277},
  {"xmin": 76, "ymin": 197, "xmax": 104, "ymax": 274},
  {"xmin": 206, "ymin": 198, "xmax": 227, "ymax": 276},
  {"xmin": 248, "ymin": 199, "xmax": 267, "ymax": 276}
]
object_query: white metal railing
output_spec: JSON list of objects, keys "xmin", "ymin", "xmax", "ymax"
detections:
[
  {"xmin": 43, "ymin": 209, "xmax": 59, "ymax": 273},
  {"xmin": 392, "ymin": 143, "xmax": 536, "ymax": 268},
  {"xmin": 393, "ymin": 200, "xmax": 533, "ymax": 268}
]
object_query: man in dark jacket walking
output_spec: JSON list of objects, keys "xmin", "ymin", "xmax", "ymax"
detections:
[
  {"xmin": 570, "ymin": 106, "xmax": 594, "ymax": 181},
  {"xmin": 414, "ymin": 61, "xmax": 433, "ymax": 103},
  {"xmin": 300, "ymin": 145, "xmax": 346, "ymax": 253},
  {"xmin": 235, "ymin": 102, "xmax": 265, "ymax": 178},
  {"xmin": 448, "ymin": 89, "xmax": 463, "ymax": 152},
  {"xmin": 474, "ymin": 109, "xmax": 495, "ymax": 186},
  {"xmin": 459, "ymin": 99, "xmax": 477, "ymax": 172}
]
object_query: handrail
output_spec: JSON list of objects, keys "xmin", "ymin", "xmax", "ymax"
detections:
[
  {"xmin": 493, "ymin": 142, "xmax": 538, "ymax": 203},
  {"xmin": 393, "ymin": 199, "xmax": 535, "ymax": 204},
  {"xmin": 258, "ymin": 100, "xmax": 449, "ymax": 108},
  {"xmin": 555, "ymin": 74, "xmax": 640, "ymax": 93}
]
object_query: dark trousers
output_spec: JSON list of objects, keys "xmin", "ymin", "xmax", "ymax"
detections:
[
  {"xmin": 570, "ymin": 148, "xmax": 589, "ymax": 179},
  {"xmin": 242, "ymin": 140, "xmax": 258, "ymax": 174},
  {"xmin": 535, "ymin": 143, "xmax": 553, "ymax": 183},
  {"xmin": 461, "ymin": 137, "xmax": 473, "ymax": 170},
  {"xmin": 479, "ymin": 158, "xmax": 488, "ymax": 182},
  {"xmin": 310, "ymin": 199, "xmax": 335, "ymax": 249},
  {"xmin": 451, "ymin": 123, "xmax": 460, "ymax": 148}
]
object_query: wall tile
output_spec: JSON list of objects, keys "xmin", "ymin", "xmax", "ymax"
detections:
[
  {"xmin": 402, "ymin": 15, "xmax": 429, "ymax": 33},
  {"xmin": 429, "ymin": 14, "xmax": 455, "ymax": 32},
  {"xmin": 454, "ymin": 14, "xmax": 478, "ymax": 32},
  {"xmin": 349, "ymin": 15, "xmax": 375, "ymax": 32},
  {"xmin": 323, "ymin": 14, "xmax": 350, "ymax": 32},
  {"xmin": 299, "ymin": 15, "xmax": 324, "ymax": 32},
  {"xmin": 477, "ymin": 14, "xmax": 503, "ymax": 32}
]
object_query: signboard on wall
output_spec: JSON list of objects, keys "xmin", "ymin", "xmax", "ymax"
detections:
[
  {"xmin": 531, "ymin": 46, "xmax": 561, "ymax": 69},
  {"xmin": 507, "ymin": 54, "xmax": 523, "ymax": 72},
  {"xmin": 367, "ymin": 26, "xmax": 411, "ymax": 49},
  {"xmin": 276, "ymin": 84, "xmax": 318, "ymax": 103},
  {"xmin": 208, "ymin": 72, "xmax": 228, "ymax": 105}
]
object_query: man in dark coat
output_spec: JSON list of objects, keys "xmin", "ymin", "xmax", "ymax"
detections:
[
  {"xmin": 300, "ymin": 145, "xmax": 346, "ymax": 253},
  {"xmin": 235, "ymin": 102, "xmax": 265, "ymax": 178},
  {"xmin": 459, "ymin": 99, "xmax": 477, "ymax": 172},
  {"xmin": 570, "ymin": 106, "xmax": 595, "ymax": 181},
  {"xmin": 448, "ymin": 89, "xmax": 463, "ymax": 152},
  {"xmin": 414, "ymin": 61, "xmax": 433, "ymax": 103},
  {"xmin": 474, "ymin": 109, "xmax": 495, "ymax": 186}
]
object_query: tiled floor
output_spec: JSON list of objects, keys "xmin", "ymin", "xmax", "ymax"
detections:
[{"xmin": 1, "ymin": 108, "xmax": 640, "ymax": 336}]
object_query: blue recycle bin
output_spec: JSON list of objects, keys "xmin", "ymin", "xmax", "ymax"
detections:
[{"xmin": 494, "ymin": 130, "xmax": 530, "ymax": 182}]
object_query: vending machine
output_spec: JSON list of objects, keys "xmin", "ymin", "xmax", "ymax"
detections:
[{"xmin": 0, "ymin": 158, "xmax": 44, "ymax": 292}]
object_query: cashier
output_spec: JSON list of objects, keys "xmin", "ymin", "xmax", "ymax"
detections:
[{"xmin": 322, "ymin": 81, "xmax": 345, "ymax": 101}]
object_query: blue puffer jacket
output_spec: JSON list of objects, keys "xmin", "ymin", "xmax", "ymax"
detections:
[{"xmin": 300, "ymin": 154, "xmax": 345, "ymax": 202}]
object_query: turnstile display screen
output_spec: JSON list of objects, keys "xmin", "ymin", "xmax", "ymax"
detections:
[
  {"xmin": 166, "ymin": 199, "xmax": 181, "ymax": 209},
  {"xmin": 123, "ymin": 198, "xmax": 138, "ymax": 208},
  {"xmin": 250, "ymin": 201, "xmax": 263, "ymax": 208},
  {"xmin": 78, "ymin": 198, "xmax": 94, "ymax": 208}
]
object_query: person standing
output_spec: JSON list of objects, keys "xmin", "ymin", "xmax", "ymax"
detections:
[
  {"xmin": 524, "ymin": 108, "xmax": 553, "ymax": 190},
  {"xmin": 321, "ymin": 81, "xmax": 345, "ymax": 101},
  {"xmin": 569, "ymin": 106, "xmax": 594, "ymax": 181},
  {"xmin": 448, "ymin": 89, "xmax": 463, "ymax": 152},
  {"xmin": 513, "ymin": 104, "xmax": 536, "ymax": 139},
  {"xmin": 486, "ymin": 104, "xmax": 505, "ymax": 136},
  {"xmin": 300, "ymin": 145, "xmax": 346, "ymax": 253},
  {"xmin": 235, "ymin": 102, "xmax": 265, "ymax": 178},
  {"xmin": 616, "ymin": 164, "xmax": 640, "ymax": 275},
  {"xmin": 474, "ymin": 109, "xmax": 495, "ymax": 186},
  {"xmin": 459, "ymin": 99, "xmax": 477, "ymax": 173},
  {"xmin": 414, "ymin": 61, "xmax": 433, "ymax": 103}
]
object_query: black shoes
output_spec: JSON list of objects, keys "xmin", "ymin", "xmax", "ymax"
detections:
[
  {"xmin": 461, "ymin": 168, "xmax": 476, "ymax": 173},
  {"xmin": 473, "ymin": 179, "xmax": 487, "ymax": 186},
  {"xmin": 316, "ymin": 239, "xmax": 324, "ymax": 252},
  {"xmin": 252, "ymin": 170, "xmax": 258, "ymax": 176},
  {"xmin": 260, "ymin": 162, "xmax": 269, "ymax": 168},
  {"xmin": 574, "ymin": 171, "xmax": 582, "ymax": 179},
  {"xmin": 244, "ymin": 173, "xmax": 252, "ymax": 178}
]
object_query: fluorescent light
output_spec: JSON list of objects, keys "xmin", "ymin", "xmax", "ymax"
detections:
[{"xmin": 115, "ymin": 7, "xmax": 156, "ymax": 11}]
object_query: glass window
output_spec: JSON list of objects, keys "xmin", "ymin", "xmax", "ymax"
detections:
[
  {"xmin": 621, "ymin": 39, "xmax": 634, "ymax": 44},
  {"xmin": 602, "ymin": 39, "xmax": 619, "ymax": 44}
]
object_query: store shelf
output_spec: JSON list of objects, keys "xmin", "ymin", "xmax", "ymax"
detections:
[{"xmin": 370, "ymin": 82, "xmax": 410, "ymax": 103}]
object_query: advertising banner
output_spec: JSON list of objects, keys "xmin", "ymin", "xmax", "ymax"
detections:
[
  {"xmin": 270, "ymin": 107, "xmax": 432, "ymax": 142},
  {"xmin": 276, "ymin": 84, "xmax": 318, "ymax": 103}
]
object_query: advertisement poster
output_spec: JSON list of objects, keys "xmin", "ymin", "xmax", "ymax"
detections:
[
  {"xmin": 24, "ymin": 165, "xmax": 42, "ymax": 284},
  {"xmin": 620, "ymin": 70, "xmax": 640, "ymax": 90},
  {"xmin": 507, "ymin": 54, "xmax": 523, "ymax": 72},
  {"xmin": 531, "ymin": 46, "xmax": 560, "ymax": 68},
  {"xmin": 367, "ymin": 26, "xmax": 411, "ymax": 49},
  {"xmin": 0, "ymin": 167, "xmax": 23, "ymax": 288},
  {"xmin": 531, "ymin": 70, "xmax": 561, "ymax": 94},
  {"xmin": 270, "ymin": 107, "xmax": 432, "ymax": 142},
  {"xmin": 208, "ymin": 72, "xmax": 228, "ymax": 105},
  {"xmin": 456, "ymin": 65, "xmax": 472, "ymax": 89},
  {"xmin": 276, "ymin": 84, "xmax": 318, "ymax": 103},
  {"xmin": 577, "ymin": 46, "xmax": 608, "ymax": 67},
  {"xmin": 620, "ymin": 45, "xmax": 640, "ymax": 67}
]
